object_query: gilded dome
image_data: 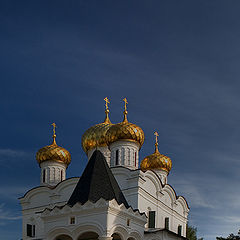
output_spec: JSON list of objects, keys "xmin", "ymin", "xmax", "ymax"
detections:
[
  {"xmin": 140, "ymin": 132, "xmax": 172, "ymax": 174},
  {"xmin": 81, "ymin": 98, "xmax": 113, "ymax": 153},
  {"xmin": 36, "ymin": 124, "xmax": 71, "ymax": 166},
  {"xmin": 106, "ymin": 99, "xmax": 144, "ymax": 147}
]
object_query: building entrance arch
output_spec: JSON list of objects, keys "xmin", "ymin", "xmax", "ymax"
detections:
[
  {"xmin": 77, "ymin": 231, "xmax": 99, "ymax": 240},
  {"xmin": 112, "ymin": 233, "xmax": 122, "ymax": 240},
  {"xmin": 55, "ymin": 234, "xmax": 73, "ymax": 240}
]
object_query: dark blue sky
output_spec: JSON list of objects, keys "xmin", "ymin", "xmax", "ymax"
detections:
[{"xmin": 1, "ymin": 1, "xmax": 240, "ymax": 239}]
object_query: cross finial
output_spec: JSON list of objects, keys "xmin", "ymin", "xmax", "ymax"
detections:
[
  {"xmin": 103, "ymin": 97, "xmax": 111, "ymax": 124},
  {"xmin": 51, "ymin": 123, "xmax": 57, "ymax": 144},
  {"xmin": 154, "ymin": 131, "xmax": 159, "ymax": 153},
  {"xmin": 154, "ymin": 131, "xmax": 159, "ymax": 144},
  {"xmin": 123, "ymin": 98, "xmax": 128, "ymax": 111},
  {"xmin": 104, "ymin": 97, "xmax": 110, "ymax": 110},
  {"xmin": 122, "ymin": 98, "xmax": 128, "ymax": 122}
]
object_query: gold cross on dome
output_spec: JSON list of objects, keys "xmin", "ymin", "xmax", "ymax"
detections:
[
  {"xmin": 154, "ymin": 131, "xmax": 159, "ymax": 144},
  {"xmin": 123, "ymin": 98, "xmax": 128, "ymax": 111},
  {"xmin": 51, "ymin": 122, "xmax": 57, "ymax": 136},
  {"xmin": 104, "ymin": 97, "xmax": 110, "ymax": 110}
]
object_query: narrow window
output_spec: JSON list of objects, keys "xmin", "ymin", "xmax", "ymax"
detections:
[
  {"xmin": 134, "ymin": 152, "xmax": 137, "ymax": 167},
  {"xmin": 121, "ymin": 148, "xmax": 125, "ymax": 165},
  {"xmin": 27, "ymin": 224, "xmax": 35, "ymax": 237},
  {"xmin": 127, "ymin": 219, "xmax": 130, "ymax": 226},
  {"xmin": 116, "ymin": 150, "xmax": 119, "ymax": 165},
  {"xmin": 178, "ymin": 225, "xmax": 182, "ymax": 236},
  {"xmin": 128, "ymin": 148, "xmax": 130, "ymax": 165},
  {"xmin": 43, "ymin": 169, "xmax": 46, "ymax": 183},
  {"xmin": 165, "ymin": 217, "xmax": 169, "ymax": 230},
  {"xmin": 70, "ymin": 217, "xmax": 75, "ymax": 224},
  {"xmin": 61, "ymin": 170, "xmax": 63, "ymax": 181},
  {"xmin": 148, "ymin": 211, "xmax": 156, "ymax": 228}
]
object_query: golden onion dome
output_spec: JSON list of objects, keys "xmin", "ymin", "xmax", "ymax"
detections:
[
  {"xmin": 140, "ymin": 132, "xmax": 172, "ymax": 174},
  {"xmin": 106, "ymin": 98, "xmax": 144, "ymax": 147},
  {"xmin": 81, "ymin": 97, "xmax": 113, "ymax": 153},
  {"xmin": 36, "ymin": 123, "xmax": 71, "ymax": 166}
]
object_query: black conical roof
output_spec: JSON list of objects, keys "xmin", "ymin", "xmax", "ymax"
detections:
[{"xmin": 67, "ymin": 150, "xmax": 129, "ymax": 208}]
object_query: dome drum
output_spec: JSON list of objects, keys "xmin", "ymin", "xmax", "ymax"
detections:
[{"xmin": 109, "ymin": 140, "xmax": 140, "ymax": 169}]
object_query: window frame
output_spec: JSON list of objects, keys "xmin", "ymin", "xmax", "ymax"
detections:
[
  {"xmin": 115, "ymin": 150, "xmax": 119, "ymax": 165},
  {"xmin": 148, "ymin": 211, "xmax": 156, "ymax": 228},
  {"xmin": 165, "ymin": 217, "xmax": 169, "ymax": 230},
  {"xmin": 70, "ymin": 216, "xmax": 76, "ymax": 225},
  {"xmin": 26, "ymin": 224, "xmax": 35, "ymax": 237},
  {"xmin": 178, "ymin": 225, "xmax": 182, "ymax": 236}
]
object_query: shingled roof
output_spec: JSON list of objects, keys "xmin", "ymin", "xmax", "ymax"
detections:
[{"xmin": 67, "ymin": 150, "xmax": 129, "ymax": 208}]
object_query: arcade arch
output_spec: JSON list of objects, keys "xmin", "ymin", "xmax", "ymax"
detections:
[
  {"xmin": 112, "ymin": 233, "xmax": 122, "ymax": 240},
  {"xmin": 55, "ymin": 235, "xmax": 73, "ymax": 240},
  {"xmin": 77, "ymin": 231, "xmax": 99, "ymax": 240}
]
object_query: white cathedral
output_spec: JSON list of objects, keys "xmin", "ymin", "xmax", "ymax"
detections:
[{"xmin": 19, "ymin": 98, "xmax": 189, "ymax": 240}]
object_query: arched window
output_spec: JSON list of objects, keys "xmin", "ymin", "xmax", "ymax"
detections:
[
  {"xmin": 43, "ymin": 169, "xmax": 46, "ymax": 183},
  {"xmin": 121, "ymin": 148, "xmax": 125, "ymax": 165},
  {"xmin": 61, "ymin": 170, "xmax": 63, "ymax": 181},
  {"xmin": 116, "ymin": 150, "xmax": 119, "ymax": 165},
  {"xmin": 165, "ymin": 217, "xmax": 169, "ymax": 230},
  {"xmin": 134, "ymin": 151, "xmax": 137, "ymax": 167}
]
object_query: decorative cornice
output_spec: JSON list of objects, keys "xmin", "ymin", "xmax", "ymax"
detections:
[{"xmin": 41, "ymin": 198, "xmax": 146, "ymax": 223}]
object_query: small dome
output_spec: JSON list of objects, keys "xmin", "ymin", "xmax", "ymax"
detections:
[
  {"xmin": 140, "ymin": 133, "xmax": 172, "ymax": 174},
  {"xmin": 36, "ymin": 136, "xmax": 71, "ymax": 166},
  {"xmin": 106, "ymin": 99, "xmax": 144, "ymax": 147},
  {"xmin": 81, "ymin": 98, "xmax": 113, "ymax": 153}
]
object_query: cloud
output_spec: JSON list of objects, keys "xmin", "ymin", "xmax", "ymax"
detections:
[
  {"xmin": 171, "ymin": 177, "xmax": 215, "ymax": 209},
  {"xmin": 170, "ymin": 171, "xmax": 240, "ymax": 239},
  {"xmin": 0, "ymin": 149, "xmax": 32, "ymax": 166},
  {"xmin": 0, "ymin": 203, "xmax": 21, "ymax": 224},
  {"xmin": 0, "ymin": 149, "xmax": 29, "ymax": 158}
]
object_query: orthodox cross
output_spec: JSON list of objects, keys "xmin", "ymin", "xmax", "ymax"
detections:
[
  {"xmin": 51, "ymin": 123, "xmax": 57, "ymax": 136},
  {"xmin": 104, "ymin": 97, "xmax": 110, "ymax": 110},
  {"xmin": 123, "ymin": 98, "xmax": 128, "ymax": 111},
  {"xmin": 154, "ymin": 131, "xmax": 159, "ymax": 144}
]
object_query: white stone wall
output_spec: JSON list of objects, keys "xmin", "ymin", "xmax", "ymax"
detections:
[
  {"xmin": 19, "ymin": 178, "xmax": 79, "ymax": 240},
  {"xmin": 109, "ymin": 141, "xmax": 140, "ymax": 170},
  {"xmin": 111, "ymin": 167, "xmax": 189, "ymax": 237},
  {"xmin": 40, "ymin": 160, "xmax": 67, "ymax": 186},
  {"xmin": 154, "ymin": 169, "xmax": 168, "ymax": 185},
  {"xmin": 87, "ymin": 146, "xmax": 111, "ymax": 165},
  {"xmin": 41, "ymin": 199, "xmax": 146, "ymax": 240}
]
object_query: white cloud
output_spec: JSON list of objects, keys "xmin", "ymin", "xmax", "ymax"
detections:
[
  {"xmin": 0, "ymin": 149, "xmax": 29, "ymax": 158},
  {"xmin": 0, "ymin": 203, "xmax": 21, "ymax": 222}
]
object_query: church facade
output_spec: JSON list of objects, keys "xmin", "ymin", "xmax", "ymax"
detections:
[{"xmin": 19, "ymin": 98, "xmax": 189, "ymax": 240}]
